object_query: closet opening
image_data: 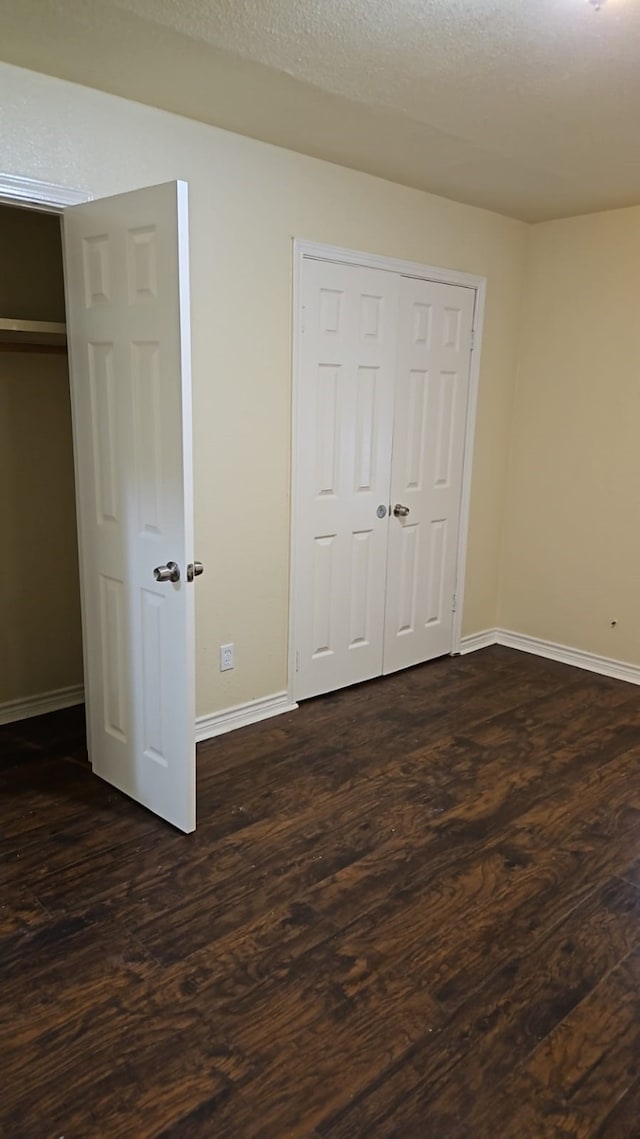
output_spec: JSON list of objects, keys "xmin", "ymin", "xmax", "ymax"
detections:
[
  {"xmin": 1, "ymin": 176, "xmax": 198, "ymax": 832},
  {"xmin": 0, "ymin": 202, "xmax": 87, "ymax": 762}
]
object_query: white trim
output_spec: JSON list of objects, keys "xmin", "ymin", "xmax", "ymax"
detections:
[
  {"xmin": 0, "ymin": 173, "xmax": 91, "ymax": 211},
  {"xmin": 294, "ymin": 240, "xmax": 486, "ymax": 290},
  {"xmin": 451, "ymin": 282, "xmax": 485, "ymax": 653},
  {"xmin": 0, "ymin": 682, "xmax": 297, "ymax": 736},
  {"xmin": 459, "ymin": 629, "xmax": 498, "ymax": 654},
  {"xmin": 196, "ymin": 691, "xmax": 298, "ymax": 743},
  {"xmin": 459, "ymin": 626, "xmax": 640, "ymax": 686},
  {"xmin": 495, "ymin": 629, "xmax": 640, "ymax": 686},
  {"xmin": 287, "ymin": 241, "xmax": 305, "ymax": 707},
  {"xmin": 289, "ymin": 239, "xmax": 486, "ymax": 696},
  {"xmin": 0, "ymin": 685, "xmax": 85, "ymax": 726}
]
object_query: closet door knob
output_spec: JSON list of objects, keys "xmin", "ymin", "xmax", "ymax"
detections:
[
  {"xmin": 393, "ymin": 503, "xmax": 410, "ymax": 518},
  {"xmin": 186, "ymin": 561, "xmax": 204, "ymax": 582},
  {"xmin": 154, "ymin": 561, "xmax": 180, "ymax": 583}
]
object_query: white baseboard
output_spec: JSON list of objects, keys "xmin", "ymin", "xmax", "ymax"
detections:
[
  {"xmin": 459, "ymin": 629, "xmax": 499, "ymax": 654},
  {"xmin": 7, "ymin": 629, "xmax": 636, "ymax": 740},
  {"xmin": 0, "ymin": 684, "xmax": 85, "ymax": 726},
  {"xmin": 495, "ymin": 629, "xmax": 640, "ymax": 686},
  {"xmin": 196, "ymin": 690, "xmax": 298, "ymax": 743},
  {"xmin": 460, "ymin": 627, "xmax": 640, "ymax": 686},
  {"xmin": 1, "ymin": 683, "xmax": 298, "ymax": 740}
]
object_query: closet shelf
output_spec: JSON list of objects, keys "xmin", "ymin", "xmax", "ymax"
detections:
[{"xmin": 0, "ymin": 317, "xmax": 67, "ymax": 352}]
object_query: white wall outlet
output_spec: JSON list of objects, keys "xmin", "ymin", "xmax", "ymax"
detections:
[{"xmin": 220, "ymin": 643, "xmax": 234, "ymax": 671}]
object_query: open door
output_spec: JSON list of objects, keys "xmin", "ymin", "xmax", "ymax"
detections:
[{"xmin": 63, "ymin": 181, "xmax": 196, "ymax": 833}]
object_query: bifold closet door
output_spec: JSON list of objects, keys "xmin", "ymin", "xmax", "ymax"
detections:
[
  {"xmin": 382, "ymin": 276, "xmax": 475, "ymax": 674},
  {"xmin": 293, "ymin": 258, "xmax": 475, "ymax": 702},
  {"xmin": 294, "ymin": 258, "xmax": 399, "ymax": 701}
]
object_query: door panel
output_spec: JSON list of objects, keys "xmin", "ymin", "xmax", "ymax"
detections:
[
  {"xmin": 294, "ymin": 258, "xmax": 399, "ymax": 700},
  {"xmin": 64, "ymin": 181, "xmax": 196, "ymax": 832},
  {"xmin": 383, "ymin": 276, "xmax": 474, "ymax": 674}
]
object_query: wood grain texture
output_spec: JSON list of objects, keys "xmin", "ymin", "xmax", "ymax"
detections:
[{"xmin": 2, "ymin": 647, "xmax": 640, "ymax": 1137}]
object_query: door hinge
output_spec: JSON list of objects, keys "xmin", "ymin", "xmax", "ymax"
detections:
[
  {"xmin": 295, "ymin": 650, "xmax": 300, "ymax": 672},
  {"xmin": 470, "ymin": 328, "xmax": 476, "ymax": 351},
  {"xmin": 452, "ymin": 592, "xmax": 457, "ymax": 613},
  {"xmin": 301, "ymin": 306, "xmax": 306, "ymax": 335}
]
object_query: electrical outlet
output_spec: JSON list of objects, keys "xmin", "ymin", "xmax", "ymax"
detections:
[{"xmin": 220, "ymin": 643, "xmax": 234, "ymax": 671}]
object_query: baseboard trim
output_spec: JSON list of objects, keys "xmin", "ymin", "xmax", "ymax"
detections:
[
  {"xmin": 0, "ymin": 684, "xmax": 85, "ymax": 726},
  {"xmin": 196, "ymin": 691, "xmax": 298, "ymax": 742},
  {"xmin": 7, "ymin": 631, "xmax": 635, "ymax": 738},
  {"xmin": 2, "ymin": 684, "xmax": 298, "ymax": 739},
  {"xmin": 495, "ymin": 629, "xmax": 640, "ymax": 686},
  {"xmin": 460, "ymin": 627, "xmax": 640, "ymax": 686},
  {"xmin": 459, "ymin": 629, "xmax": 499, "ymax": 654}
]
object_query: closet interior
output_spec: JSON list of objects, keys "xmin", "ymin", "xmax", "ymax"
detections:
[{"xmin": 0, "ymin": 203, "xmax": 84, "ymax": 730}]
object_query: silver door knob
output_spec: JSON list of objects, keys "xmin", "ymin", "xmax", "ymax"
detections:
[
  {"xmin": 154, "ymin": 561, "xmax": 180, "ymax": 583},
  {"xmin": 186, "ymin": 561, "xmax": 204, "ymax": 582},
  {"xmin": 393, "ymin": 504, "xmax": 410, "ymax": 518}
]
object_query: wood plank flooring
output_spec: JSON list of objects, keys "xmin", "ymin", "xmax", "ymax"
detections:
[{"xmin": 2, "ymin": 646, "xmax": 640, "ymax": 1137}]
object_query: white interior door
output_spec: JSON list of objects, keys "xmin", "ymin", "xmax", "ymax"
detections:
[
  {"xmin": 63, "ymin": 181, "xmax": 196, "ymax": 833},
  {"xmin": 294, "ymin": 258, "xmax": 399, "ymax": 700},
  {"xmin": 383, "ymin": 276, "xmax": 475, "ymax": 674}
]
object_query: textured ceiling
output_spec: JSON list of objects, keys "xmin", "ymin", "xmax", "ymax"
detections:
[{"xmin": 2, "ymin": 0, "xmax": 640, "ymax": 221}]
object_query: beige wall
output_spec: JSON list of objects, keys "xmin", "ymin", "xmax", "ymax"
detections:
[
  {"xmin": 0, "ymin": 62, "xmax": 528, "ymax": 716},
  {"xmin": 500, "ymin": 206, "xmax": 640, "ymax": 664}
]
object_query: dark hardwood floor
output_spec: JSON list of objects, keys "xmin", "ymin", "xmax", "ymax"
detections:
[{"xmin": 3, "ymin": 646, "xmax": 640, "ymax": 1138}]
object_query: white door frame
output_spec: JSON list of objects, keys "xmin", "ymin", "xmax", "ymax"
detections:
[
  {"xmin": 288, "ymin": 239, "xmax": 486, "ymax": 703},
  {"xmin": 0, "ymin": 173, "xmax": 92, "ymax": 211}
]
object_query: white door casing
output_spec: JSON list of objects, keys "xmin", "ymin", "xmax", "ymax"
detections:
[
  {"xmin": 383, "ymin": 276, "xmax": 475, "ymax": 674},
  {"xmin": 294, "ymin": 258, "xmax": 400, "ymax": 700},
  {"xmin": 63, "ymin": 181, "xmax": 196, "ymax": 832}
]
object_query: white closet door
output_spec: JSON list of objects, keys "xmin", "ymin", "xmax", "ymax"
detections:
[
  {"xmin": 294, "ymin": 258, "xmax": 399, "ymax": 700},
  {"xmin": 63, "ymin": 181, "xmax": 196, "ymax": 833},
  {"xmin": 383, "ymin": 276, "xmax": 475, "ymax": 674}
]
